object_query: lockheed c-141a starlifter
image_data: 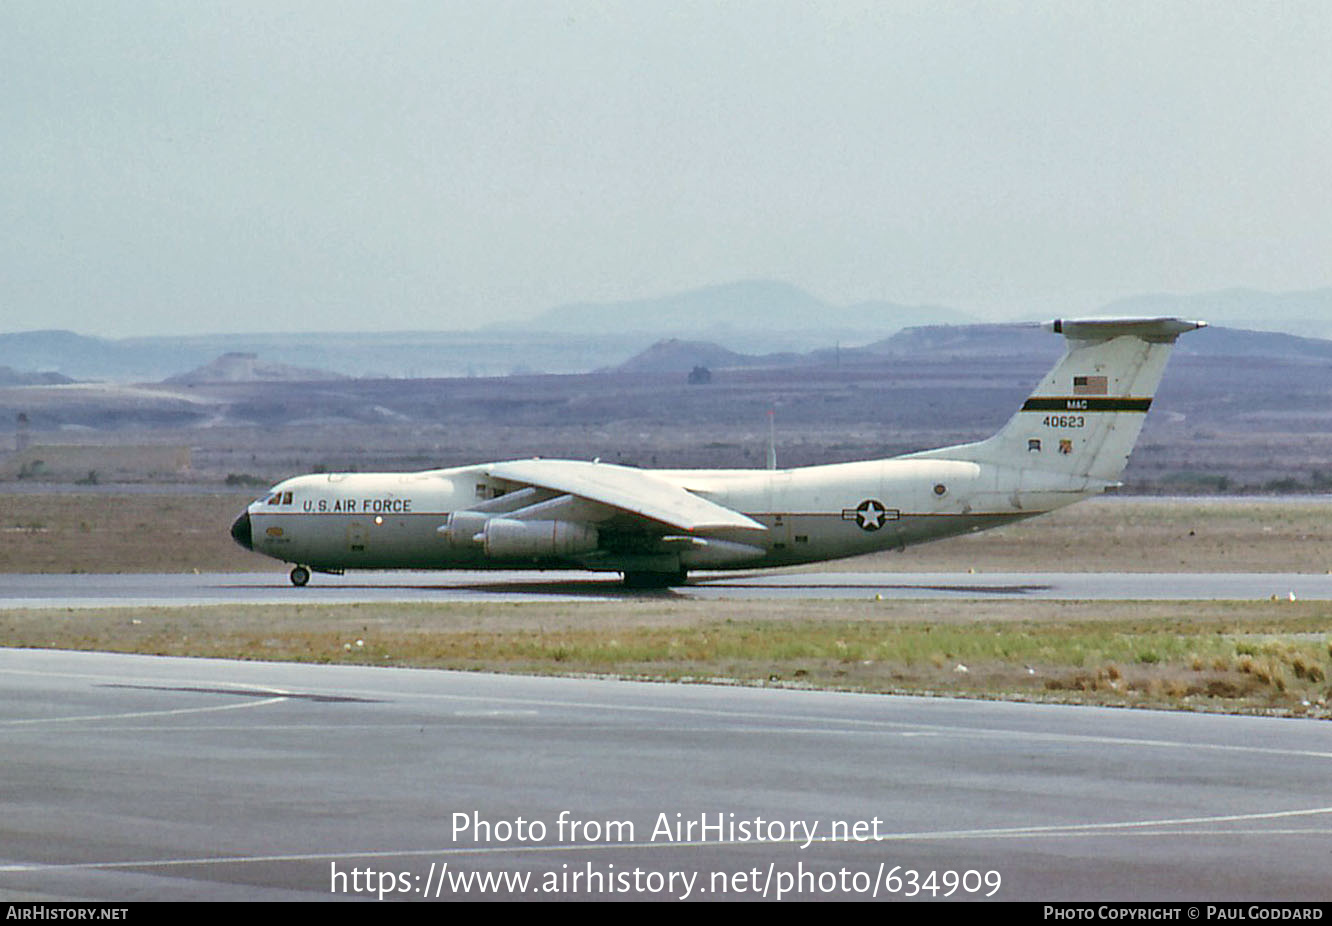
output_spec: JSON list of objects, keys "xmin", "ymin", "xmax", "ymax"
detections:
[{"xmin": 230, "ymin": 317, "xmax": 1203, "ymax": 587}]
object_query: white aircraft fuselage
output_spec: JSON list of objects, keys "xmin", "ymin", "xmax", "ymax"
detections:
[{"xmin": 230, "ymin": 318, "xmax": 1203, "ymax": 586}]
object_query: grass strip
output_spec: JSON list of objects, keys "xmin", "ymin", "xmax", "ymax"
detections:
[{"xmin": 2, "ymin": 598, "xmax": 1330, "ymax": 718}]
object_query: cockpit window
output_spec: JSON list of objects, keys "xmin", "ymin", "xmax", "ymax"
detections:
[
  {"xmin": 267, "ymin": 493, "xmax": 282, "ymax": 505},
  {"xmin": 282, "ymin": 491, "xmax": 293, "ymax": 505}
]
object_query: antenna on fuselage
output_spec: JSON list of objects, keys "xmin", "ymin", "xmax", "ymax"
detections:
[{"xmin": 766, "ymin": 407, "xmax": 777, "ymax": 470}]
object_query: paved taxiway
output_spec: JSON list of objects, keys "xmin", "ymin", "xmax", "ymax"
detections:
[
  {"xmin": 1, "ymin": 648, "xmax": 1329, "ymax": 901},
  {"xmin": 5, "ymin": 570, "xmax": 1332, "ymax": 607}
]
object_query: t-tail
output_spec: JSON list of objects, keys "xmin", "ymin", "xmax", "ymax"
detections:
[{"xmin": 905, "ymin": 317, "xmax": 1205, "ymax": 490}]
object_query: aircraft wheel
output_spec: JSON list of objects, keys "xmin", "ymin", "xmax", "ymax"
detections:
[
  {"xmin": 290, "ymin": 566, "xmax": 311, "ymax": 587},
  {"xmin": 622, "ymin": 569, "xmax": 687, "ymax": 589}
]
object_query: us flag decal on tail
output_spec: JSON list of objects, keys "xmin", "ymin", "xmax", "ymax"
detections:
[{"xmin": 1073, "ymin": 375, "xmax": 1108, "ymax": 395}]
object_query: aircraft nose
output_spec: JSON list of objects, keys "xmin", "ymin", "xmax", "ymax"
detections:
[{"xmin": 230, "ymin": 511, "xmax": 253, "ymax": 550}]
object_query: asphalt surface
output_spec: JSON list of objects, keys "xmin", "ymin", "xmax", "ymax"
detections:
[
  {"xmin": 0, "ymin": 648, "xmax": 1329, "ymax": 901},
  {"xmin": 4, "ymin": 569, "xmax": 1332, "ymax": 607}
]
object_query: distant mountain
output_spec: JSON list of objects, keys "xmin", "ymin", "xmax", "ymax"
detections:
[
  {"xmin": 864, "ymin": 323, "xmax": 1053, "ymax": 357},
  {"xmin": 610, "ymin": 338, "xmax": 821, "ymax": 374},
  {"xmin": 512, "ymin": 281, "xmax": 975, "ymax": 342},
  {"xmin": 612, "ymin": 339, "xmax": 754, "ymax": 374},
  {"xmin": 609, "ymin": 323, "xmax": 1332, "ymax": 374},
  {"xmin": 0, "ymin": 330, "xmax": 130, "ymax": 377},
  {"xmin": 0, "ymin": 365, "xmax": 74, "ymax": 386},
  {"xmin": 164, "ymin": 353, "xmax": 347, "ymax": 384},
  {"xmin": 607, "ymin": 326, "xmax": 1047, "ymax": 374},
  {"xmin": 0, "ymin": 329, "xmax": 656, "ymax": 381},
  {"xmin": 1179, "ymin": 324, "xmax": 1332, "ymax": 361},
  {"xmin": 0, "ymin": 329, "xmax": 211, "ymax": 381},
  {"xmin": 1098, "ymin": 288, "xmax": 1332, "ymax": 339},
  {"xmin": 3, "ymin": 283, "xmax": 1328, "ymax": 383}
]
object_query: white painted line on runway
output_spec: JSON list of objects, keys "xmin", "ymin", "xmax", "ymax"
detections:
[
  {"xmin": 282, "ymin": 684, "xmax": 1332, "ymax": 763},
  {"xmin": 4, "ymin": 655, "xmax": 1327, "ymax": 762},
  {"xmin": 0, "ymin": 696, "xmax": 288, "ymax": 727}
]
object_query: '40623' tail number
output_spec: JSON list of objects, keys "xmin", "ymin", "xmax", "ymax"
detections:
[{"xmin": 1043, "ymin": 415, "xmax": 1085, "ymax": 428}]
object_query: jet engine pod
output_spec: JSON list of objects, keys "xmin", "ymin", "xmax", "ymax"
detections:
[
  {"xmin": 676, "ymin": 538, "xmax": 766, "ymax": 568},
  {"xmin": 479, "ymin": 518, "xmax": 599, "ymax": 558},
  {"xmin": 440, "ymin": 510, "xmax": 490, "ymax": 547}
]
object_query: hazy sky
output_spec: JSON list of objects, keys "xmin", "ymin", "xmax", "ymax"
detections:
[{"xmin": 2, "ymin": 1, "xmax": 1329, "ymax": 337}]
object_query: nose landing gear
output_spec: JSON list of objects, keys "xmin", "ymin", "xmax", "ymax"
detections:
[{"xmin": 289, "ymin": 565, "xmax": 311, "ymax": 587}]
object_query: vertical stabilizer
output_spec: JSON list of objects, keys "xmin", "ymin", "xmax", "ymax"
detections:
[{"xmin": 903, "ymin": 318, "xmax": 1204, "ymax": 484}]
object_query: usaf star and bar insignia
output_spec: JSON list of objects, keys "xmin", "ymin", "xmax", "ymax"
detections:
[{"xmin": 841, "ymin": 499, "xmax": 899, "ymax": 532}]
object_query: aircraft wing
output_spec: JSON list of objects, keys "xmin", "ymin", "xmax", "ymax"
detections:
[{"xmin": 483, "ymin": 459, "xmax": 765, "ymax": 532}]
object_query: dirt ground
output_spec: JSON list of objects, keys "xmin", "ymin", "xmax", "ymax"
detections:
[
  {"xmin": 0, "ymin": 490, "xmax": 267, "ymax": 574},
  {"xmin": 1, "ymin": 491, "xmax": 1329, "ymax": 574}
]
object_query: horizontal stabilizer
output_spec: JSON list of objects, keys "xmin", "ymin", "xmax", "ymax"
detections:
[{"xmin": 1051, "ymin": 317, "xmax": 1206, "ymax": 342}]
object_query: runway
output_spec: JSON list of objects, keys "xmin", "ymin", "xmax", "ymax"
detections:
[
  {"xmin": 0, "ymin": 648, "xmax": 1328, "ymax": 901},
  {"xmin": 4, "ymin": 569, "xmax": 1332, "ymax": 608}
]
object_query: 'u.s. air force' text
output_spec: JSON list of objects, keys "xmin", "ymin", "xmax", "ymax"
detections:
[{"xmin": 303, "ymin": 498, "xmax": 412, "ymax": 513}]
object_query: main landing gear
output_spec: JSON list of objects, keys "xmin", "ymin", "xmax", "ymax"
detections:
[
  {"xmin": 289, "ymin": 565, "xmax": 310, "ymax": 587},
  {"xmin": 621, "ymin": 569, "xmax": 689, "ymax": 589}
]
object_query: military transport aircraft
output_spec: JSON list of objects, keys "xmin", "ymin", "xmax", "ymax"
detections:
[{"xmin": 230, "ymin": 317, "xmax": 1203, "ymax": 587}]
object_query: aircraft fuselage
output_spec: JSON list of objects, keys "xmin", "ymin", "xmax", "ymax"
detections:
[{"xmin": 232, "ymin": 456, "xmax": 1093, "ymax": 574}]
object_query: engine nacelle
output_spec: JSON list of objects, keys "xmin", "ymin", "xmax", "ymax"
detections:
[
  {"xmin": 677, "ymin": 538, "xmax": 766, "ymax": 568},
  {"xmin": 439, "ymin": 511, "xmax": 490, "ymax": 547},
  {"xmin": 480, "ymin": 518, "xmax": 599, "ymax": 559}
]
